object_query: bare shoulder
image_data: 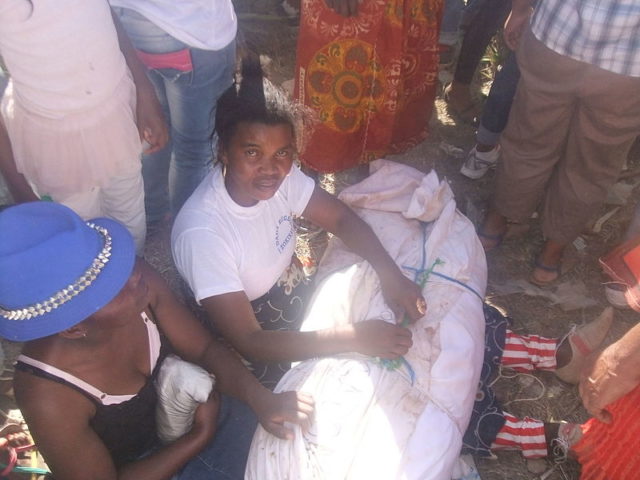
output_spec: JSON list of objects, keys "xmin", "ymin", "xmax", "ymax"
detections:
[
  {"xmin": 14, "ymin": 369, "xmax": 118, "ymax": 480},
  {"xmin": 14, "ymin": 368, "xmax": 95, "ymax": 425},
  {"xmin": 138, "ymin": 259, "xmax": 175, "ymax": 305}
]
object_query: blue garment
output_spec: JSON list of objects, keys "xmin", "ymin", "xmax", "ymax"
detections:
[
  {"xmin": 476, "ymin": 52, "xmax": 520, "ymax": 146},
  {"xmin": 114, "ymin": 8, "xmax": 236, "ymax": 221},
  {"xmin": 249, "ymin": 258, "xmax": 315, "ymax": 390},
  {"xmin": 453, "ymin": 0, "xmax": 512, "ymax": 85},
  {"xmin": 175, "ymin": 396, "xmax": 258, "ymax": 480},
  {"xmin": 462, "ymin": 303, "xmax": 509, "ymax": 457},
  {"xmin": 439, "ymin": 0, "xmax": 466, "ymax": 45}
]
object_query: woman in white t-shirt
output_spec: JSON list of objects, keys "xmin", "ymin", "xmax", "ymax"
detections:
[{"xmin": 172, "ymin": 59, "xmax": 426, "ymax": 389}]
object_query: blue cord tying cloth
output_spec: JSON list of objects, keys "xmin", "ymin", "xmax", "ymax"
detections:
[{"xmin": 375, "ymin": 222, "xmax": 483, "ymax": 384}]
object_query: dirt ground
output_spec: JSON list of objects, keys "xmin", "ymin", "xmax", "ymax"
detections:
[{"xmin": 219, "ymin": 13, "xmax": 640, "ymax": 480}]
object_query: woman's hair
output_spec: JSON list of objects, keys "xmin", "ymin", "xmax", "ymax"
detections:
[{"xmin": 215, "ymin": 56, "xmax": 312, "ymax": 153}]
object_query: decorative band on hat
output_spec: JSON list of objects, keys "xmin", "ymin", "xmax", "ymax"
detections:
[{"xmin": 0, "ymin": 223, "xmax": 112, "ymax": 321}]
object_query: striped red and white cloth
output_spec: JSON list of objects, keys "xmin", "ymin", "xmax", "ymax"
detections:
[
  {"xmin": 491, "ymin": 413, "xmax": 548, "ymax": 458},
  {"xmin": 501, "ymin": 330, "xmax": 557, "ymax": 372}
]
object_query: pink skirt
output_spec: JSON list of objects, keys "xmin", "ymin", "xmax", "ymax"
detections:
[{"xmin": 1, "ymin": 71, "xmax": 142, "ymax": 200}]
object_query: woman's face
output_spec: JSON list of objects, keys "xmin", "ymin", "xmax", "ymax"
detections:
[{"xmin": 221, "ymin": 121, "xmax": 296, "ymax": 207}]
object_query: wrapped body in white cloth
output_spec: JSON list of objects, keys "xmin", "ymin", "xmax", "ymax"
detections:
[{"xmin": 246, "ymin": 159, "xmax": 487, "ymax": 480}]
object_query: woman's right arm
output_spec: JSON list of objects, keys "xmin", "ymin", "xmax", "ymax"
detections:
[
  {"xmin": 14, "ymin": 373, "xmax": 218, "ymax": 480},
  {"xmin": 0, "ymin": 117, "xmax": 38, "ymax": 203},
  {"xmin": 201, "ymin": 291, "xmax": 413, "ymax": 364}
]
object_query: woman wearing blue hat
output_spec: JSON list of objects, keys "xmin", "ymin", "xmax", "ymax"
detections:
[{"xmin": 0, "ymin": 202, "xmax": 313, "ymax": 480}]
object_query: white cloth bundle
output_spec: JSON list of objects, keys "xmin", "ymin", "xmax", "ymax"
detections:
[
  {"xmin": 246, "ymin": 159, "xmax": 487, "ymax": 480},
  {"xmin": 155, "ymin": 354, "xmax": 215, "ymax": 443}
]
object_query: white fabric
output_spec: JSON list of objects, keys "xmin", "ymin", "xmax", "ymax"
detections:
[
  {"xmin": 0, "ymin": 0, "xmax": 126, "ymax": 116},
  {"xmin": 155, "ymin": 354, "xmax": 215, "ymax": 444},
  {"xmin": 172, "ymin": 164, "xmax": 315, "ymax": 302},
  {"xmin": 246, "ymin": 160, "xmax": 487, "ymax": 480},
  {"xmin": 61, "ymin": 164, "xmax": 146, "ymax": 254},
  {"xmin": 0, "ymin": 0, "xmax": 142, "ymax": 200},
  {"xmin": 109, "ymin": 0, "xmax": 237, "ymax": 51}
]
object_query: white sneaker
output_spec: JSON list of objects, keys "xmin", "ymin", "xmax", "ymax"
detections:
[
  {"xmin": 604, "ymin": 283, "xmax": 630, "ymax": 309},
  {"xmin": 460, "ymin": 145, "xmax": 500, "ymax": 179}
]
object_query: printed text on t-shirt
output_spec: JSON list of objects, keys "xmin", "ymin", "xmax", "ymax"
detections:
[{"xmin": 275, "ymin": 215, "xmax": 294, "ymax": 253}]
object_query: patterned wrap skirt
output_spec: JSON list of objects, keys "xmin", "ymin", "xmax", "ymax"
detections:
[
  {"xmin": 294, "ymin": 0, "xmax": 443, "ymax": 173},
  {"xmin": 249, "ymin": 258, "xmax": 315, "ymax": 390}
]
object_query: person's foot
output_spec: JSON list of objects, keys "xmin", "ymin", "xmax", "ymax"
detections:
[
  {"xmin": 460, "ymin": 144, "xmax": 500, "ymax": 179},
  {"xmin": 478, "ymin": 211, "xmax": 507, "ymax": 251},
  {"xmin": 555, "ymin": 307, "xmax": 614, "ymax": 384},
  {"xmin": 604, "ymin": 282, "xmax": 630, "ymax": 309},
  {"xmin": 530, "ymin": 240, "xmax": 565, "ymax": 286},
  {"xmin": 544, "ymin": 422, "xmax": 583, "ymax": 461}
]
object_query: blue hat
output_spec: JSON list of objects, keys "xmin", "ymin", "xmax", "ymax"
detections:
[{"xmin": 0, "ymin": 202, "xmax": 135, "ymax": 341}]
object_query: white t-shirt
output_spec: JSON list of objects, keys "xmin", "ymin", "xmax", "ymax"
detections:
[
  {"xmin": 0, "ymin": 0, "xmax": 127, "ymax": 116},
  {"xmin": 172, "ymin": 164, "xmax": 315, "ymax": 302},
  {"xmin": 109, "ymin": 0, "xmax": 237, "ymax": 51}
]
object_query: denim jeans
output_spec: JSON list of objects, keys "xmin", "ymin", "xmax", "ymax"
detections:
[
  {"xmin": 453, "ymin": 0, "xmax": 512, "ymax": 85},
  {"xmin": 114, "ymin": 8, "xmax": 236, "ymax": 221},
  {"xmin": 175, "ymin": 395, "xmax": 258, "ymax": 480},
  {"xmin": 476, "ymin": 52, "xmax": 520, "ymax": 146},
  {"xmin": 439, "ymin": 0, "xmax": 466, "ymax": 46}
]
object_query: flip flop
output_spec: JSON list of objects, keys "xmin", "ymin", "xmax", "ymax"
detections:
[{"xmin": 529, "ymin": 258, "xmax": 561, "ymax": 287}]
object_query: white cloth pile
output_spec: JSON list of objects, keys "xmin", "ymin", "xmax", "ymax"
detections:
[
  {"xmin": 246, "ymin": 160, "xmax": 488, "ymax": 480},
  {"xmin": 155, "ymin": 354, "xmax": 215, "ymax": 444}
]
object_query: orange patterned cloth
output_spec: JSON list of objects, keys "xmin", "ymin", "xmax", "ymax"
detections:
[
  {"xmin": 294, "ymin": 0, "xmax": 443, "ymax": 173},
  {"xmin": 573, "ymin": 384, "xmax": 640, "ymax": 480}
]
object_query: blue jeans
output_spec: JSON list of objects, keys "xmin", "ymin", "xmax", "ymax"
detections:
[
  {"xmin": 114, "ymin": 8, "xmax": 236, "ymax": 221},
  {"xmin": 453, "ymin": 0, "xmax": 512, "ymax": 85},
  {"xmin": 439, "ymin": 0, "xmax": 466, "ymax": 45},
  {"xmin": 476, "ymin": 52, "xmax": 520, "ymax": 146},
  {"xmin": 175, "ymin": 395, "xmax": 258, "ymax": 480}
]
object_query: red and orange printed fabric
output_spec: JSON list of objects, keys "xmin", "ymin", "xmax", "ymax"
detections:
[{"xmin": 295, "ymin": 0, "xmax": 443, "ymax": 173}]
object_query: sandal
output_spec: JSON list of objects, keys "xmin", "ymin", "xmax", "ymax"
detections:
[{"xmin": 530, "ymin": 258, "xmax": 561, "ymax": 286}]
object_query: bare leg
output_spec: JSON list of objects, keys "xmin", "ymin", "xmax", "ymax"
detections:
[
  {"xmin": 531, "ymin": 239, "xmax": 565, "ymax": 286},
  {"xmin": 478, "ymin": 209, "xmax": 507, "ymax": 250}
]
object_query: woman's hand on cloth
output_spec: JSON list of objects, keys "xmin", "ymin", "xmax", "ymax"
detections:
[
  {"xmin": 353, "ymin": 320, "xmax": 413, "ymax": 359},
  {"xmin": 254, "ymin": 390, "xmax": 315, "ymax": 440},
  {"xmin": 379, "ymin": 270, "xmax": 426, "ymax": 323},
  {"xmin": 579, "ymin": 322, "xmax": 640, "ymax": 423},
  {"xmin": 188, "ymin": 393, "xmax": 221, "ymax": 446}
]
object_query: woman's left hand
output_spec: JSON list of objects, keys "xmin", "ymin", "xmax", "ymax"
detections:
[{"xmin": 379, "ymin": 270, "xmax": 426, "ymax": 323}]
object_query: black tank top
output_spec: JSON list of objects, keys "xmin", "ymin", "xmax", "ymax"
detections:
[{"xmin": 15, "ymin": 310, "xmax": 169, "ymax": 467}]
